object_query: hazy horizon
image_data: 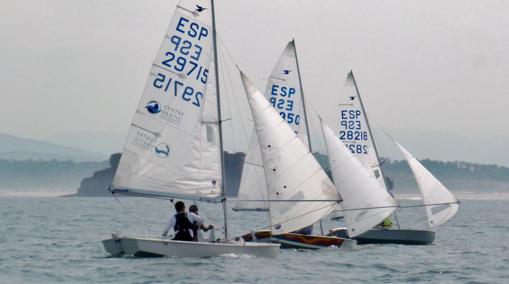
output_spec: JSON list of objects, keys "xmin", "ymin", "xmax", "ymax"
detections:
[{"xmin": 1, "ymin": 0, "xmax": 507, "ymax": 164}]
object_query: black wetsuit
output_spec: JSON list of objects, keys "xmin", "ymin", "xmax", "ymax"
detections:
[{"xmin": 173, "ymin": 212, "xmax": 194, "ymax": 241}]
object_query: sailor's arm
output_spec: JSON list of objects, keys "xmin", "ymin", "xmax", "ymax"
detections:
[
  {"xmin": 188, "ymin": 212, "xmax": 204, "ymax": 225},
  {"xmin": 162, "ymin": 215, "xmax": 176, "ymax": 236},
  {"xmin": 188, "ymin": 213, "xmax": 213, "ymax": 231}
]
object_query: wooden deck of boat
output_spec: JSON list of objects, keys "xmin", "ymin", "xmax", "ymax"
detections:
[{"xmin": 242, "ymin": 230, "xmax": 348, "ymax": 249}]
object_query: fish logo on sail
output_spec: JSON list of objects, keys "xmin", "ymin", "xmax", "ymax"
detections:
[
  {"xmin": 282, "ymin": 69, "xmax": 291, "ymax": 75},
  {"xmin": 155, "ymin": 143, "xmax": 170, "ymax": 158},
  {"xmin": 349, "ymin": 96, "xmax": 356, "ymax": 101},
  {"xmin": 145, "ymin": 100, "xmax": 161, "ymax": 114}
]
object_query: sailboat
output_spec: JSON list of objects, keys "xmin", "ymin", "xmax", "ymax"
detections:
[
  {"xmin": 236, "ymin": 41, "xmax": 396, "ymax": 248},
  {"xmin": 238, "ymin": 72, "xmax": 355, "ymax": 249},
  {"xmin": 102, "ymin": 0, "xmax": 280, "ymax": 258},
  {"xmin": 395, "ymin": 142, "xmax": 459, "ymax": 227},
  {"xmin": 234, "ymin": 40, "xmax": 311, "ymax": 212},
  {"xmin": 329, "ymin": 71, "xmax": 459, "ymax": 245},
  {"xmin": 320, "ymin": 119, "xmax": 397, "ymax": 238}
]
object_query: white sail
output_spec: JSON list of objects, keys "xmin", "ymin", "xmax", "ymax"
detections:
[
  {"xmin": 235, "ymin": 41, "xmax": 309, "ymax": 210},
  {"xmin": 240, "ymin": 72, "xmax": 340, "ymax": 234},
  {"xmin": 396, "ymin": 142, "xmax": 459, "ymax": 227},
  {"xmin": 113, "ymin": 0, "xmax": 222, "ymax": 201},
  {"xmin": 264, "ymin": 40, "xmax": 310, "ymax": 143},
  {"xmin": 321, "ymin": 120, "xmax": 397, "ymax": 237},
  {"xmin": 337, "ymin": 72, "xmax": 386, "ymax": 189}
]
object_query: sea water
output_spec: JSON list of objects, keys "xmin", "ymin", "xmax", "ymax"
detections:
[{"xmin": 0, "ymin": 195, "xmax": 508, "ymax": 283}]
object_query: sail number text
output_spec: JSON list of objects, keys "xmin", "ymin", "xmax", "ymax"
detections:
[
  {"xmin": 269, "ymin": 84, "xmax": 301, "ymax": 125},
  {"xmin": 339, "ymin": 109, "xmax": 369, "ymax": 154},
  {"xmin": 152, "ymin": 16, "xmax": 210, "ymax": 108}
]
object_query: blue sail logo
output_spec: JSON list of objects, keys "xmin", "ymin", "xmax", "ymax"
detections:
[
  {"xmin": 282, "ymin": 69, "xmax": 291, "ymax": 75},
  {"xmin": 155, "ymin": 143, "xmax": 170, "ymax": 158},
  {"xmin": 145, "ymin": 100, "xmax": 161, "ymax": 114}
]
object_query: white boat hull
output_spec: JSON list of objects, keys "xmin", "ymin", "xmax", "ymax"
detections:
[{"xmin": 103, "ymin": 234, "xmax": 280, "ymax": 258}]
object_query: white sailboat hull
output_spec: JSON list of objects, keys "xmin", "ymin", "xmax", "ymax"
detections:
[{"xmin": 103, "ymin": 234, "xmax": 280, "ymax": 258}]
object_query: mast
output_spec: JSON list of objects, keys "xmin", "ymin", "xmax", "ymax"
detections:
[
  {"xmin": 292, "ymin": 39, "xmax": 313, "ymax": 153},
  {"xmin": 211, "ymin": 0, "xmax": 229, "ymax": 239},
  {"xmin": 293, "ymin": 39, "xmax": 325, "ymax": 234},
  {"xmin": 349, "ymin": 70, "xmax": 400, "ymax": 228}
]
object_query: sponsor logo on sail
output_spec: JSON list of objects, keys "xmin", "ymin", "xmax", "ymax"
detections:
[
  {"xmin": 145, "ymin": 100, "xmax": 161, "ymax": 114},
  {"xmin": 155, "ymin": 143, "xmax": 170, "ymax": 158},
  {"xmin": 282, "ymin": 69, "xmax": 291, "ymax": 75}
]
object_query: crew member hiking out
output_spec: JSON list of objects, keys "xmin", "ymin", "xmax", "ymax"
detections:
[{"xmin": 162, "ymin": 201, "xmax": 210, "ymax": 241}]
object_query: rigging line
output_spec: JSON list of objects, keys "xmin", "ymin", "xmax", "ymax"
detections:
[
  {"xmin": 217, "ymin": 35, "xmax": 240, "ymax": 70},
  {"xmin": 332, "ymin": 201, "xmax": 460, "ymax": 213},
  {"xmin": 110, "ymin": 190, "xmax": 154, "ymax": 234},
  {"xmin": 234, "ymin": 199, "xmax": 342, "ymax": 202},
  {"xmin": 216, "ymin": 43, "xmax": 237, "ymax": 152},
  {"xmin": 218, "ymin": 38, "xmax": 252, "ymax": 147}
]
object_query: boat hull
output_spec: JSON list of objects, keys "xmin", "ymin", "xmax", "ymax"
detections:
[
  {"xmin": 329, "ymin": 227, "xmax": 435, "ymax": 245},
  {"xmin": 242, "ymin": 230, "xmax": 356, "ymax": 250},
  {"xmin": 103, "ymin": 234, "xmax": 280, "ymax": 258}
]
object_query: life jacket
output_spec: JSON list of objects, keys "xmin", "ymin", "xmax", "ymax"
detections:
[
  {"xmin": 173, "ymin": 212, "xmax": 194, "ymax": 241},
  {"xmin": 382, "ymin": 218, "xmax": 392, "ymax": 229}
]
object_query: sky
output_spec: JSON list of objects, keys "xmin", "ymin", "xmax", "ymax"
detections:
[{"xmin": 1, "ymin": 0, "xmax": 508, "ymax": 159}]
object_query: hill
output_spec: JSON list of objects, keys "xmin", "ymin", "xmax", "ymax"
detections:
[
  {"xmin": 0, "ymin": 158, "xmax": 108, "ymax": 195},
  {"xmin": 76, "ymin": 152, "xmax": 509, "ymax": 197},
  {"xmin": 0, "ymin": 131, "xmax": 107, "ymax": 162}
]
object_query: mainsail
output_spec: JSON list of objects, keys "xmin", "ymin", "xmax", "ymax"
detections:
[
  {"xmin": 240, "ymin": 72, "xmax": 340, "ymax": 234},
  {"xmin": 337, "ymin": 71, "xmax": 387, "ymax": 190},
  {"xmin": 321, "ymin": 120, "xmax": 397, "ymax": 237},
  {"xmin": 395, "ymin": 142, "xmax": 459, "ymax": 227},
  {"xmin": 235, "ymin": 40, "xmax": 310, "ymax": 210},
  {"xmin": 112, "ymin": 0, "xmax": 222, "ymax": 202}
]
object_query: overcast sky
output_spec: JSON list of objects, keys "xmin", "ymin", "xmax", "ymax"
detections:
[{"xmin": 1, "ymin": 0, "xmax": 508, "ymax": 150}]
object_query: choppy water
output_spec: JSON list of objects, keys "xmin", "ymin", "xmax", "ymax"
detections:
[{"xmin": 1, "ymin": 196, "xmax": 508, "ymax": 283}]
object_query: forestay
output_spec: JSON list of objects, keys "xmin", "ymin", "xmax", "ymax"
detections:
[
  {"xmin": 234, "ymin": 130, "xmax": 269, "ymax": 210},
  {"xmin": 396, "ymin": 142, "xmax": 459, "ymax": 227},
  {"xmin": 337, "ymin": 72, "xmax": 386, "ymax": 189},
  {"xmin": 240, "ymin": 72, "xmax": 340, "ymax": 234},
  {"xmin": 235, "ymin": 41, "xmax": 309, "ymax": 210},
  {"xmin": 321, "ymin": 120, "xmax": 397, "ymax": 237},
  {"xmin": 113, "ymin": 0, "xmax": 222, "ymax": 201}
]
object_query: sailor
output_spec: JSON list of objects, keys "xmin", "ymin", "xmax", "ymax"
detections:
[
  {"xmin": 381, "ymin": 217, "xmax": 393, "ymax": 229},
  {"xmin": 189, "ymin": 204, "xmax": 214, "ymax": 241},
  {"xmin": 162, "ymin": 201, "xmax": 210, "ymax": 241}
]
